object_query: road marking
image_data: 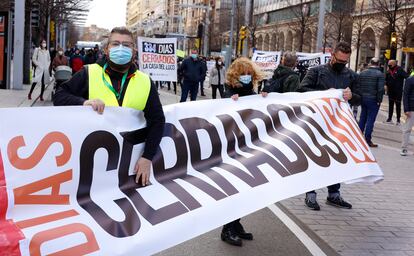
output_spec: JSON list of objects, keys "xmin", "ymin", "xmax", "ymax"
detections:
[{"xmin": 268, "ymin": 204, "xmax": 327, "ymax": 256}]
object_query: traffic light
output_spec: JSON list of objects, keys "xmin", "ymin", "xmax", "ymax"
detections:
[
  {"xmin": 384, "ymin": 49, "xmax": 391, "ymax": 60},
  {"xmin": 390, "ymin": 32, "xmax": 397, "ymax": 47},
  {"xmin": 239, "ymin": 26, "xmax": 247, "ymax": 40},
  {"xmin": 197, "ymin": 23, "xmax": 204, "ymax": 39},
  {"xmin": 390, "ymin": 32, "xmax": 397, "ymax": 59}
]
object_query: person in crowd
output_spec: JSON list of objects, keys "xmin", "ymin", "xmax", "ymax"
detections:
[
  {"xmin": 52, "ymin": 47, "xmax": 69, "ymax": 70},
  {"xmin": 28, "ymin": 39, "xmax": 51, "ymax": 101},
  {"xmin": 358, "ymin": 58, "xmax": 385, "ymax": 148},
  {"xmin": 176, "ymin": 57, "xmax": 184, "ymax": 95},
  {"xmin": 401, "ymin": 73, "xmax": 414, "ymax": 156},
  {"xmin": 385, "ymin": 59, "xmax": 409, "ymax": 125},
  {"xmin": 80, "ymin": 47, "xmax": 86, "ymax": 56},
  {"xmin": 199, "ymin": 56, "xmax": 208, "ymax": 96},
  {"xmin": 179, "ymin": 49, "xmax": 204, "ymax": 102},
  {"xmin": 297, "ymin": 41, "xmax": 361, "ymax": 211},
  {"xmin": 261, "ymin": 51, "xmax": 299, "ymax": 96},
  {"xmin": 220, "ymin": 57, "xmax": 263, "ymax": 247},
  {"xmin": 84, "ymin": 49, "xmax": 97, "ymax": 65},
  {"xmin": 209, "ymin": 57, "xmax": 226, "ymax": 99},
  {"xmin": 70, "ymin": 48, "xmax": 84, "ymax": 74},
  {"xmin": 53, "ymin": 27, "xmax": 165, "ymax": 186}
]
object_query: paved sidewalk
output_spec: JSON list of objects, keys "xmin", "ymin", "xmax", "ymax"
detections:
[{"xmin": 0, "ymin": 82, "xmax": 52, "ymax": 108}]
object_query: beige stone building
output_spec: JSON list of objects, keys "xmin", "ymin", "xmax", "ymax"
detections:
[
  {"xmin": 349, "ymin": 0, "xmax": 414, "ymax": 71},
  {"xmin": 253, "ymin": 0, "xmax": 354, "ymax": 53}
]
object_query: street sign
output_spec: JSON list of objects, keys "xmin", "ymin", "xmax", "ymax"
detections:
[{"xmin": 403, "ymin": 47, "xmax": 414, "ymax": 53}]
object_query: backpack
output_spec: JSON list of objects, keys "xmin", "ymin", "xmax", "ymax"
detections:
[{"xmin": 263, "ymin": 71, "xmax": 295, "ymax": 93}]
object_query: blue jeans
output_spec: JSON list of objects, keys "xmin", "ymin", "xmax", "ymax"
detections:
[
  {"xmin": 358, "ymin": 97, "xmax": 380, "ymax": 141},
  {"xmin": 180, "ymin": 81, "xmax": 199, "ymax": 102}
]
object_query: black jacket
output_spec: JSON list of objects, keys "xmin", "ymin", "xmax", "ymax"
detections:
[
  {"xmin": 297, "ymin": 64, "xmax": 361, "ymax": 106},
  {"xmin": 269, "ymin": 65, "xmax": 300, "ymax": 93},
  {"xmin": 180, "ymin": 57, "xmax": 204, "ymax": 83},
  {"xmin": 53, "ymin": 58, "xmax": 165, "ymax": 161},
  {"xmin": 358, "ymin": 66, "xmax": 385, "ymax": 103},
  {"xmin": 403, "ymin": 76, "xmax": 414, "ymax": 112},
  {"xmin": 224, "ymin": 82, "xmax": 255, "ymax": 98},
  {"xmin": 386, "ymin": 66, "xmax": 409, "ymax": 94}
]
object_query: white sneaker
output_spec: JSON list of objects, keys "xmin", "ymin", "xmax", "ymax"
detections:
[{"xmin": 400, "ymin": 149, "xmax": 408, "ymax": 156}]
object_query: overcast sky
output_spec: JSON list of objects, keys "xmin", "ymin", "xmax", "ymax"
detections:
[{"xmin": 85, "ymin": 0, "xmax": 127, "ymax": 29}]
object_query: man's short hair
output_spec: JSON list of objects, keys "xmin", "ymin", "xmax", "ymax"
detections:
[
  {"xmin": 108, "ymin": 27, "xmax": 134, "ymax": 44},
  {"xmin": 282, "ymin": 51, "xmax": 298, "ymax": 68},
  {"xmin": 333, "ymin": 41, "xmax": 352, "ymax": 54},
  {"xmin": 370, "ymin": 57, "xmax": 380, "ymax": 66}
]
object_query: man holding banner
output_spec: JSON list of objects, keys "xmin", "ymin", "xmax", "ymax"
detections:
[
  {"xmin": 297, "ymin": 42, "xmax": 361, "ymax": 211},
  {"xmin": 54, "ymin": 27, "xmax": 165, "ymax": 186}
]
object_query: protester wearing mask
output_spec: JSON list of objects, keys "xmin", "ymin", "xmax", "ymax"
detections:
[
  {"xmin": 209, "ymin": 57, "xmax": 226, "ymax": 99},
  {"xmin": 52, "ymin": 47, "xmax": 69, "ymax": 70},
  {"xmin": 28, "ymin": 39, "xmax": 51, "ymax": 101},
  {"xmin": 297, "ymin": 41, "xmax": 361, "ymax": 211},
  {"xmin": 179, "ymin": 49, "xmax": 204, "ymax": 102},
  {"xmin": 385, "ymin": 59, "xmax": 409, "ymax": 125},
  {"xmin": 53, "ymin": 27, "xmax": 165, "ymax": 186},
  {"xmin": 220, "ymin": 57, "xmax": 263, "ymax": 247}
]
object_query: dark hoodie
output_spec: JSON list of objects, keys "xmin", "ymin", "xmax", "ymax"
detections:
[{"xmin": 270, "ymin": 65, "xmax": 300, "ymax": 93}]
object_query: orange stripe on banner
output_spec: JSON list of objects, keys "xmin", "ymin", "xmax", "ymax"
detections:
[
  {"xmin": 16, "ymin": 210, "xmax": 79, "ymax": 229},
  {"xmin": 315, "ymin": 100, "xmax": 375, "ymax": 163},
  {"xmin": 0, "ymin": 150, "xmax": 25, "ymax": 256}
]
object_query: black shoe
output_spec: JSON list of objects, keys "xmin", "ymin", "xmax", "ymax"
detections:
[
  {"xmin": 234, "ymin": 221, "xmax": 253, "ymax": 240},
  {"xmin": 367, "ymin": 141, "xmax": 378, "ymax": 148},
  {"xmin": 326, "ymin": 195, "xmax": 352, "ymax": 209},
  {"xmin": 201, "ymin": 93, "xmax": 206, "ymax": 96},
  {"xmin": 305, "ymin": 193, "xmax": 320, "ymax": 210},
  {"xmin": 221, "ymin": 229, "xmax": 242, "ymax": 246}
]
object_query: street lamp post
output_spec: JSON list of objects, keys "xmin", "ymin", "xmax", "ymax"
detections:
[
  {"xmin": 316, "ymin": 0, "xmax": 326, "ymax": 52},
  {"xmin": 13, "ymin": 0, "xmax": 25, "ymax": 90}
]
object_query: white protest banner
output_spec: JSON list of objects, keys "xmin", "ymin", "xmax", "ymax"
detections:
[
  {"xmin": 0, "ymin": 90, "xmax": 383, "ymax": 256},
  {"xmin": 251, "ymin": 50, "xmax": 281, "ymax": 79},
  {"xmin": 138, "ymin": 37, "xmax": 177, "ymax": 82}
]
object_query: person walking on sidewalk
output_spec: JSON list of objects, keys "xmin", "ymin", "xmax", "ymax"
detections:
[
  {"xmin": 28, "ymin": 39, "xmax": 51, "ymax": 101},
  {"xmin": 70, "ymin": 48, "xmax": 84, "ymax": 75},
  {"xmin": 220, "ymin": 57, "xmax": 263, "ymax": 247},
  {"xmin": 358, "ymin": 58, "xmax": 385, "ymax": 148},
  {"xmin": 297, "ymin": 41, "xmax": 361, "ymax": 211},
  {"xmin": 401, "ymin": 75, "xmax": 414, "ymax": 156},
  {"xmin": 179, "ymin": 49, "xmax": 204, "ymax": 102},
  {"xmin": 53, "ymin": 27, "xmax": 165, "ymax": 186},
  {"xmin": 209, "ymin": 57, "xmax": 226, "ymax": 99},
  {"xmin": 52, "ymin": 47, "xmax": 69, "ymax": 70},
  {"xmin": 385, "ymin": 60, "xmax": 409, "ymax": 125}
]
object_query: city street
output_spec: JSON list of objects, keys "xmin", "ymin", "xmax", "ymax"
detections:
[{"xmin": 1, "ymin": 81, "xmax": 413, "ymax": 256}]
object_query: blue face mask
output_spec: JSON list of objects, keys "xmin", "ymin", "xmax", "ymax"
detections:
[
  {"xmin": 191, "ymin": 54, "xmax": 198, "ymax": 59},
  {"xmin": 239, "ymin": 75, "xmax": 252, "ymax": 85},
  {"xmin": 109, "ymin": 45, "xmax": 133, "ymax": 65}
]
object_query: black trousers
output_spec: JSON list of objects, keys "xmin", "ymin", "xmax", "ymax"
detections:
[
  {"xmin": 223, "ymin": 219, "xmax": 241, "ymax": 231},
  {"xmin": 29, "ymin": 73, "xmax": 45, "ymax": 97},
  {"xmin": 388, "ymin": 90, "xmax": 403, "ymax": 122},
  {"xmin": 211, "ymin": 84, "xmax": 224, "ymax": 99},
  {"xmin": 307, "ymin": 183, "xmax": 340, "ymax": 195}
]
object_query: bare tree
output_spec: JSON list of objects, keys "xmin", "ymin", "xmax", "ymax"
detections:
[
  {"xmin": 287, "ymin": 0, "xmax": 314, "ymax": 52},
  {"xmin": 326, "ymin": 0, "xmax": 354, "ymax": 44},
  {"xmin": 371, "ymin": 0, "xmax": 407, "ymax": 49},
  {"xmin": 351, "ymin": 0, "xmax": 372, "ymax": 70},
  {"xmin": 397, "ymin": 2, "xmax": 414, "ymax": 48}
]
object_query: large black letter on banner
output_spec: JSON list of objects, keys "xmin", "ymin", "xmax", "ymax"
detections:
[
  {"xmin": 78, "ymin": 131, "xmax": 141, "ymax": 238},
  {"xmin": 118, "ymin": 128, "xmax": 188, "ymax": 225}
]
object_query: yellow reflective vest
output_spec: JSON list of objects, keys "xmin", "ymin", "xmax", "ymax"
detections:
[{"xmin": 88, "ymin": 63, "xmax": 151, "ymax": 111}]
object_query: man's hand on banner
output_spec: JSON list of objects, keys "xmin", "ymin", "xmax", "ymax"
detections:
[
  {"xmin": 135, "ymin": 157, "xmax": 152, "ymax": 186},
  {"xmin": 261, "ymin": 92, "xmax": 268, "ymax": 98},
  {"xmin": 83, "ymin": 99, "xmax": 106, "ymax": 114},
  {"xmin": 343, "ymin": 87, "xmax": 352, "ymax": 101}
]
